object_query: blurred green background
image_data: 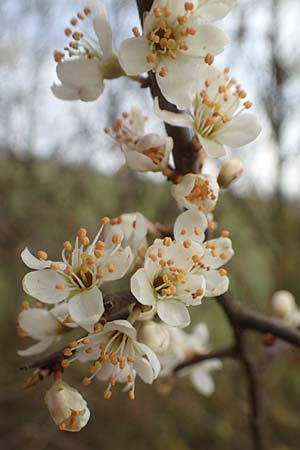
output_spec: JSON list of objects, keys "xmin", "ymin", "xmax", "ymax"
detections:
[{"xmin": 1, "ymin": 0, "xmax": 300, "ymax": 449}]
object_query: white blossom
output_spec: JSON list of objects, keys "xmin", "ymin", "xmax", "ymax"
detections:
[
  {"xmin": 154, "ymin": 66, "xmax": 262, "ymax": 158},
  {"xmin": 194, "ymin": 0, "xmax": 236, "ymax": 22},
  {"xmin": 103, "ymin": 212, "xmax": 148, "ymax": 254},
  {"xmin": 52, "ymin": 2, "xmax": 122, "ymax": 102},
  {"xmin": 217, "ymin": 158, "xmax": 244, "ymax": 188},
  {"xmin": 106, "ymin": 108, "xmax": 173, "ymax": 172},
  {"xmin": 172, "ymin": 173, "xmax": 219, "ymax": 213},
  {"xmin": 131, "ymin": 210, "xmax": 233, "ymax": 328},
  {"xmin": 17, "ymin": 304, "xmax": 70, "ymax": 356},
  {"xmin": 21, "ymin": 221, "xmax": 133, "ymax": 332},
  {"xmin": 138, "ymin": 320, "xmax": 170, "ymax": 354},
  {"xmin": 272, "ymin": 291, "xmax": 300, "ymax": 326},
  {"xmin": 159, "ymin": 323, "xmax": 222, "ymax": 395},
  {"xmin": 119, "ymin": 0, "xmax": 230, "ymax": 108},
  {"xmin": 75, "ymin": 320, "xmax": 160, "ymax": 399},
  {"xmin": 45, "ymin": 381, "xmax": 90, "ymax": 432}
]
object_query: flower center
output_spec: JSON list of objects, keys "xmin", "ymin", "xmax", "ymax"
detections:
[
  {"xmin": 142, "ymin": 146, "xmax": 164, "ymax": 164},
  {"xmin": 185, "ymin": 179, "xmax": 216, "ymax": 206}
]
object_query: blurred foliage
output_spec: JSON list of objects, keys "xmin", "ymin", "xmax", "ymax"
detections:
[{"xmin": 1, "ymin": 154, "xmax": 300, "ymax": 450}]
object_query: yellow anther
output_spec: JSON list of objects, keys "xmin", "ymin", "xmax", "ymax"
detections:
[
  {"xmin": 77, "ymin": 11, "xmax": 85, "ymax": 20},
  {"xmin": 132, "ymin": 26, "xmax": 141, "ymax": 37},
  {"xmin": 86, "ymin": 255, "xmax": 95, "ymax": 265},
  {"xmin": 61, "ymin": 359, "xmax": 70, "ymax": 368},
  {"xmin": 82, "ymin": 338, "xmax": 91, "ymax": 345},
  {"xmin": 149, "ymin": 253, "xmax": 157, "ymax": 262},
  {"xmin": 56, "ymin": 283, "xmax": 65, "ymax": 289},
  {"xmin": 68, "ymin": 341, "xmax": 78, "ymax": 349},
  {"xmin": 58, "ymin": 422, "xmax": 66, "ymax": 431},
  {"xmin": 37, "ymin": 250, "xmax": 48, "ymax": 260},
  {"xmin": 183, "ymin": 240, "xmax": 191, "ymax": 248},
  {"xmin": 127, "ymin": 374, "xmax": 134, "ymax": 382},
  {"xmin": 94, "ymin": 249, "xmax": 104, "ymax": 258},
  {"xmin": 83, "ymin": 377, "xmax": 91, "ymax": 386},
  {"xmin": 101, "ymin": 216, "xmax": 110, "ymax": 224},
  {"xmin": 128, "ymin": 391, "xmax": 135, "ymax": 400},
  {"xmin": 221, "ymin": 230, "xmax": 230, "ymax": 237},
  {"xmin": 104, "ymin": 390, "xmax": 112, "ymax": 400},
  {"xmin": 205, "ymin": 53, "xmax": 214, "ymax": 65},
  {"xmin": 64, "ymin": 266, "xmax": 72, "ymax": 275},
  {"xmin": 157, "ymin": 248, "xmax": 163, "ymax": 258},
  {"xmin": 194, "ymin": 227, "xmax": 202, "ymax": 236},
  {"xmin": 108, "ymin": 263, "xmax": 115, "ymax": 273},
  {"xmin": 112, "ymin": 234, "xmax": 122, "ymax": 245},
  {"xmin": 184, "ymin": 2, "xmax": 194, "ymax": 11},
  {"xmin": 63, "ymin": 348, "xmax": 73, "ymax": 357},
  {"xmin": 64, "ymin": 28, "xmax": 72, "ymax": 37},
  {"xmin": 127, "ymin": 356, "xmax": 135, "ymax": 363},
  {"xmin": 96, "ymin": 240, "xmax": 105, "ymax": 249},
  {"xmin": 244, "ymin": 101, "xmax": 252, "ymax": 109},
  {"xmin": 63, "ymin": 241, "xmax": 72, "ymax": 251},
  {"xmin": 21, "ymin": 300, "xmax": 30, "ymax": 310},
  {"xmin": 54, "ymin": 51, "xmax": 64, "ymax": 63},
  {"xmin": 218, "ymin": 269, "xmax": 227, "ymax": 276},
  {"xmin": 163, "ymin": 237, "xmax": 172, "ymax": 247},
  {"xmin": 96, "ymin": 270, "xmax": 104, "ymax": 279},
  {"xmin": 81, "ymin": 263, "xmax": 89, "ymax": 273},
  {"xmin": 77, "ymin": 228, "xmax": 87, "ymax": 238},
  {"xmin": 84, "ymin": 6, "xmax": 92, "ymax": 15},
  {"xmin": 220, "ymin": 252, "xmax": 228, "ymax": 260},
  {"xmin": 147, "ymin": 54, "xmax": 157, "ymax": 63}
]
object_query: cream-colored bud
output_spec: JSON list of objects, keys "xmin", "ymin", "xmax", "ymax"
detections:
[
  {"xmin": 45, "ymin": 381, "xmax": 90, "ymax": 432},
  {"xmin": 138, "ymin": 321, "xmax": 170, "ymax": 354},
  {"xmin": 217, "ymin": 159, "xmax": 244, "ymax": 188},
  {"xmin": 272, "ymin": 290, "xmax": 296, "ymax": 320}
]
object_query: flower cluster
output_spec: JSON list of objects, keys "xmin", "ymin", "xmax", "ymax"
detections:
[{"xmin": 18, "ymin": 0, "xmax": 266, "ymax": 433}]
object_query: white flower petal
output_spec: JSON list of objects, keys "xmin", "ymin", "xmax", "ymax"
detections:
[
  {"xmin": 157, "ymin": 300, "xmax": 191, "ymax": 328},
  {"xmin": 135, "ymin": 342, "xmax": 161, "ymax": 378},
  {"xmin": 176, "ymin": 273, "xmax": 206, "ymax": 306},
  {"xmin": 190, "ymin": 366, "xmax": 215, "ymax": 395},
  {"xmin": 174, "ymin": 209, "xmax": 208, "ymax": 244},
  {"xmin": 18, "ymin": 308, "xmax": 60, "ymax": 340},
  {"xmin": 57, "ymin": 59, "xmax": 102, "ymax": 87},
  {"xmin": 68, "ymin": 287, "xmax": 104, "ymax": 330},
  {"xmin": 123, "ymin": 147, "xmax": 157, "ymax": 172},
  {"xmin": 18, "ymin": 337, "xmax": 54, "ymax": 357},
  {"xmin": 51, "ymin": 84, "xmax": 80, "ymax": 101},
  {"xmin": 23, "ymin": 270, "xmax": 68, "ymax": 304},
  {"xmin": 216, "ymin": 113, "xmax": 262, "ymax": 148},
  {"xmin": 131, "ymin": 268, "xmax": 156, "ymax": 306},
  {"xmin": 196, "ymin": 0, "xmax": 236, "ymax": 21},
  {"xmin": 102, "ymin": 247, "xmax": 133, "ymax": 281},
  {"xmin": 198, "ymin": 135, "xmax": 226, "ymax": 158},
  {"xmin": 133, "ymin": 356, "xmax": 155, "ymax": 383},
  {"xmin": 203, "ymin": 237, "xmax": 234, "ymax": 268},
  {"xmin": 184, "ymin": 25, "xmax": 229, "ymax": 57},
  {"xmin": 78, "ymin": 85, "xmax": 104, "ymax": 102},
  {"xmin": 119, "ymin": 37, "xmax": 153, "ymax": 76},
  {"xmin": 154, "ymin": 97, "xmax": 194, "ymax": 128},
  {"xmin": 93, "ymin": 4, "xmax": 113, "ymax": 59},
  {"xmin": 21, "ymin": 248, "xmax": 52, "ymax": 270},
  {"xmin": 203, "ymin": 269, "xmax": 229, "ymax": 297},
  {"xmin": 103, "ymin": 319, "xmax": 137, "ymax": 340}
]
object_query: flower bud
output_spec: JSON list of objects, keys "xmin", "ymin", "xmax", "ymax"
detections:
[
  {"xmin": 138, "ymin": 321, "xmax": 170, "ymax": 354},
  {"xmin": 45, "ymin": 381, "xmax": 90, "ymax": 431},
  {"xmin": 272, "ymin": 290, "xmax": 296, "ymax": 320},
  {"xmin": 217, "ymin": 159, "xmax": 244, "ymax": 188}
]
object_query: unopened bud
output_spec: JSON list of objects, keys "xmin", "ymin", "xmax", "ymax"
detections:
[
  {"xmin": 272, "ymin": 290, "xmax": 296, "ymax": 320},
  {"xmin": 138, "ymin": 321, "xmax": 170, "ymax": 354},
  {"xmin": 217, "ymin": 159, "xmax": 244, "ymax": 188}
]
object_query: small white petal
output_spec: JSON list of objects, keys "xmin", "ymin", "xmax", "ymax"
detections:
[
  {"xmin": 198, "ymin": 135, "xmax": 226, "ymax": 158},
  {"xmin": 23, "ymin": 270, "xmax": 68, "ymax": 304},
  {"xmin": 131, "ymin": 268, "xmax": 156, "ymax": 306},
  {"xmin": 133, "ymin": 356, "xmax": 155, "ymax": 383},
  {"xmin": 135, "ymin": 342, "xmax": 161, "ymax": 378},
  {"xmin": 119, "ymin": 37, "xmax": 153, "ymax": 76},
  {"xmin": 123, "ymin": 147, "xmax": 157, "ymax": 172},
  {"xmin": 154, "ymin": 97, "xmax": 194, "ymax": 128},
  {"xmin": 202, "ymin": 237, "xmax": 234, "ymax": 268},
  {"xmin": 103, "ymin": 319, "xmax": 137, "ymax": 340},
  {"xmin": 190, "ymin": 366, "xmax": 215, "ymax": 396},
  {"xmin": 18, "ymin": 308, "xmax": 60, "ymax": 340},
  {"xmin": 56, "ymin": 59, "xmax": 102, "ymax": 87},
  {"xmin": 184, "ymin": 25, "xmax": 229, "ymax": 57},
  {"xmin": 203, "ymin": 269, "xmax": 229, "ymax": 297},
  {"xmin": 196, "ymin": 0, "xmax": 236, "ymax": 21},
  {"xmin": 174, "ymin": 209, "xmax": 208, "ymax": 243},
  {"xmin": 216, "ymin": 113, "xmax": 262, "ymax": 148},
  {"xmin": 68, "ymin": 287, "xmax": 104, "ymax": 330},
  {"xmin": 51, "ymin": 84, "xmax": 80, "ymax": 101},
  {"xmin": 21, "ymin": 248, "xmax": 51, "ymax": 270},
  {"xmin": 78, "ymin": 84, "xmax": 104, "ymax": 102},
  {"xmin": 18, "ymin": 337, "xmax": 54, "ymax": 357},
  {"xmin": 157, "ymin": 300, "xmax": 191, "ymax": 328},
  {"xmin": 93, "ymin": 5, "xmax": 113, "ymax": 59}
]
